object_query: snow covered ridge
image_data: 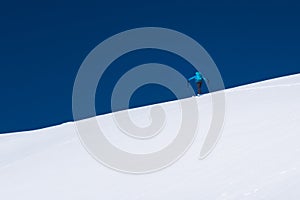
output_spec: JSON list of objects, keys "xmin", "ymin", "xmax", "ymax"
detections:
[{"xmin": 1, "ymin": 74, "xmax": 300, "ymax": 200}]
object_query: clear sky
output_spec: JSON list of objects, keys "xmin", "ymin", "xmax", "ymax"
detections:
[{"xmin": 0, "ymin": 0, "xmax": 299, "ymax": 133}]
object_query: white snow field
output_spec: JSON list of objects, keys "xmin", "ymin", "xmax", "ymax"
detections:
[{"xmin": 1, "ymin": 74, "xmax": 300, "ymax": 200}]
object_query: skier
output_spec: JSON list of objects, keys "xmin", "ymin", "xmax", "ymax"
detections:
[{"xmin": 188, "ymin": 72, "xmax": 208, "ymax": 96}]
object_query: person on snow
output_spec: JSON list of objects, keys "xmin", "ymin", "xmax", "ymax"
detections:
[{"xmin": 188, "ymin": 72, "xmax": 208, "ymax": 96}]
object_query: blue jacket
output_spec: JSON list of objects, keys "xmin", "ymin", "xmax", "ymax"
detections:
[{"xmin": 188, "ymin": 72, "xmax": 206, "ymax": 83}]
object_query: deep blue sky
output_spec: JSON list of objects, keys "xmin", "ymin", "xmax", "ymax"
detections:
[{"xmin": 0, "ymin": 0, "xmax": 299, "ymax": 133}]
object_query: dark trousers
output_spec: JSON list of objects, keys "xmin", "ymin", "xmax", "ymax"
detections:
[{"xmin": 196, "ymin": 81, "xmax": 202, "ymax": 95}]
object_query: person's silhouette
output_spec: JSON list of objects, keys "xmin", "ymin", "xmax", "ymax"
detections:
[{"xmin": 188, "ymin": 72, "xmax": 208, "ymax": 96}]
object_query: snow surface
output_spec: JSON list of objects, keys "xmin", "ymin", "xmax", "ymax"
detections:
[{"xmin": 1, "ymin": 74, "xmax": 300, "ymax": 200}]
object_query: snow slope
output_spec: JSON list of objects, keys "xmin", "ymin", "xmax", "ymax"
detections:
[{"xmin": 1, "ymin": 74, "xmax": 300, "ymax": 200}]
